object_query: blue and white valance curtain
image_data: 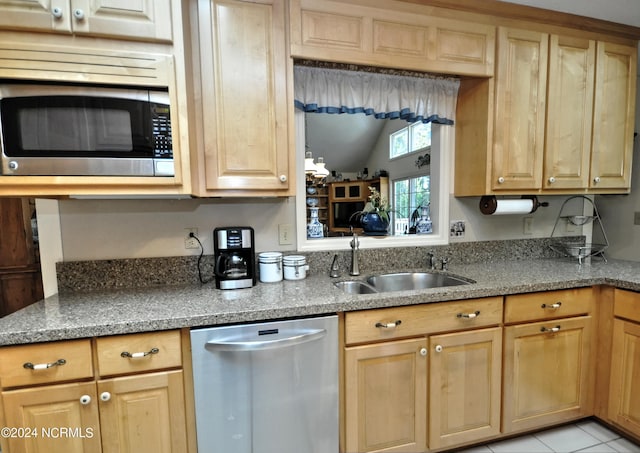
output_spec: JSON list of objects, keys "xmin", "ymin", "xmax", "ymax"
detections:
[{"xmin": 294, "ymin": 65, "xmax": 460, "ymax": 125}]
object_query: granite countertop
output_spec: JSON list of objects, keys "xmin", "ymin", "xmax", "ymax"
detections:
[{"xmin": 1, "ymin": 257, "xmax": 640, "ymax": 346}]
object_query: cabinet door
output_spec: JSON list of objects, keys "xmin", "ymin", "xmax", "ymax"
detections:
[
  {"xmin": 591, "ymin": 41, "xmax": 637, "ymax": 190},
  {"xmin": 503, "ymin": 316, "xmax": 593, "ymax": 433},
  {"xmin": 0, "ymin": 0, "xmax": 72, "ymax": 33},
  {"xmin": 70, "ymin": 0, "xmax": 172, "ymax": 42},
  {"xmin": 1, "ymin": 381, "xmax": 101, "ymax": 453},
  {"xmin": 198, "ymin": 0, "xmax": 291, "ymax": 193},
  {"xmin": 544, "ymin": 35, "xmax": 595, "ymax": 190},
  {"xmin": 608, "ymin": 318, "xmax": 640, "ymax": 436},
  {"xmin": 493, "ymin": 27, "xmax": 548, "ymax": 191},
  {"xmin": 98, "ymin": 370, "xmax": 188, "ymax": 453},
  {"xmin": 344, "ymin": 338, "xmax": 427, "ymax": 453},
  {"xmin": 428, "ymin": 327, "xmax": 502, "ymax": 450}
]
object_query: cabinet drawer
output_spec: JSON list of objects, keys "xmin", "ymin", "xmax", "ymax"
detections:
[
  {"xmin": 96, "ymin": 330, "xmax": 182, "ymax": 377},
  {"xmin": 345, "ymin": 297, "xmax": 503, "ymax": 345},
  {"xmin": 0, "ymin": 339, "xmax": 93, "ymax": 388},
  {"xmin": 504, "ymin": 288, "xmax": 593, "ymax": 324},
  {"xmin": 614, "ymin": 288, "xmax": 640, "ymax": 322}
]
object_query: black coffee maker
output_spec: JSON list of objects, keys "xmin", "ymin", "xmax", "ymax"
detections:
[{"xmin": 213, "ymin": 227, "xmax": 256, "ymax": 289}]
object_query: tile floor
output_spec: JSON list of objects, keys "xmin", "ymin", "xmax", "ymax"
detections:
[{"xmin": 459, "ymin": 420, "xmax": 640, "ymax": 453}]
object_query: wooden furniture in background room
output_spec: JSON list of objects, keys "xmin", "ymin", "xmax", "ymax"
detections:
[{"xmin": 0, "ymin": 198, "xmax": 43, "ymax": 317}]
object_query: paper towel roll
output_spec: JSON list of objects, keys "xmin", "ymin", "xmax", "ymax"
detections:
[{"xmin": 479, "ymin": 196, "xmax": 535, "ymax": 215}]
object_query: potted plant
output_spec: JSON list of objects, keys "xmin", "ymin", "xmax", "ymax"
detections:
[{"xmin": 352, "ymin": 186, "xmax": 392, "ymax": 235}]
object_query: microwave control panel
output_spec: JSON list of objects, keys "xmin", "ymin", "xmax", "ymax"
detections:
[{"xmin": 152, "ymin": 104, "xmax": 172, "ymax": 159}]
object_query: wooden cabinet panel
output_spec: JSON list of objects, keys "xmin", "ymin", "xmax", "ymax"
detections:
[
  {"xmin": 345, "ymin": 296, "xmax": 503, "ymax": 345},
  {"xmin": 0, "ymin": 339, "xmax": 93, "ymax": 388},
  {"xmin": 614, "ymin": 288, "xmax": 640, "ymax": 323},
  {"xmin": 503, "ymin": 315, "xmax": 593, "ymax": 433},
  {"xmin": 0, "ymin": 0, "xmax": 172, "ymax": 42},
  {"xmin": 609, "ymin": 317, "xmax": 640, "ymax": 436},
  {"xmin": 95, "ymin": 330, "xmax": 182, "ymax": 377},
  {"xmin": 344, "ymin": 337, "xmax": 427, "ymax": 453},
  {"xmin": 591, "ymin": 41, "xmax": 637, "ymax": 190},
  {"xmin": 544, "ymin": 35, "xmax": 595, "ymax": 190},
  {"xmin": 0, "ymin": 271, "xmax": 43, "ymax": 318},
  {"xmin": 301, "ymin": 8, "xmax": 365, "ymax": 52},
  {"xmin": 195, "ymin": 0, "xmax": 291, "ymax": 194},
  {"xmin": 492, "ymin": 27, "xmax": 548, "ymax": 191},
  {"xmin": 428, "ymin": 327, "xmax": 502, "ymax": 449},
  {"xmin": 98, "ymin": 370, "xmax": 188, "ymax": 453},
  {"xmin": 2, "ymin": 381, "xmax": 101, "ymax": 453},
  {"xmin": 504, "ymin": 287, "xmax": 594, "ymax": 324}
]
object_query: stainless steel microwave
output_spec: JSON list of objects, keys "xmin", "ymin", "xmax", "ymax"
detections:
[{"xmin": 0, "ymin": 83, "xmax": 174, "ymax": 177}]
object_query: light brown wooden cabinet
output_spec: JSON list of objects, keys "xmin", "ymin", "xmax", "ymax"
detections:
[
  {"xmin": 608, "ymin": 289, "xmax": 640, "ymax": 437},
  {"xmin": 190, "ymin": 0, "xmax": 294, "ymax": 196},
  {"xmin": 0, "ymin": 0, "xmax": 172, "ymax": 43},
  {"xmin": 289, "ymin": 0, "xmax": 495, "ymax": 77},
  {"xmin": 456, "ymin": 26, "xmax": 637, "ymax": 196},
  {"xmin": 0, "ymin": 330, "xmax": 192, "ymax": 453},
  {"xmin": 343, "ymin": 296, "xmax": 503, "ymax": 452},
  {"xmin": 502, "ymin": 289, "xmax": 595, "ymax": 433}
]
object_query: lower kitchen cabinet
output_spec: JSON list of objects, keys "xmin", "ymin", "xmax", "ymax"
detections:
[
  {"xmin": 428, "ymin": 327, "xmax": 502, "ymax": 450},
  {"xmin": 343, "ymin": 297, "xmax": 503, "ymax": 452},
  {"xmin": 0, "ymin": 330, "xmax": 192, "ymax": 453},
  {"xmin": 344, "ymin": 338, "xmax": 428, "ymax": 453},
  {"xmin": 608, "ymin": 289, "xmax": 640, "ymax": 437},
  {"xmin": 502, "ymin": 288, "xmax": 595, "ymax": 434}
]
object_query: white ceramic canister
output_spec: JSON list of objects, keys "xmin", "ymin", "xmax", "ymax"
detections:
[
  {"xmin": 283, "ymin": 255, "xmax": 309, "ymax": 281},
  {"xmin": 258, "ymin": 252, "xmax": 283, "ymax": 283}
]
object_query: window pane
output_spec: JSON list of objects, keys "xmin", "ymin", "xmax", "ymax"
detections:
[
  {"xmin": 410, "ymin": 122, "xmax": 431, "ymax": 152},
  {"xmin": 390, "ymin": 129, "xmax": 408, "ymax": 158}
]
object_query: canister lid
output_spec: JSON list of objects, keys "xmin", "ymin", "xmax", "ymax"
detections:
[
  {"xmin": 258, "ymin": 251, "xmax": 283, "ymax": 263},
  {"xmin": 283, "ymin": 255, "xmax": 306, "ymax": 265}
]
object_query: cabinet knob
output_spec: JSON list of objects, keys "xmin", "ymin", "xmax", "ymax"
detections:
[
  {"xmin": 420, "ymin": 348, "xmax": 427, "ymax": 357},
  {"xmin": 497, "ymin": 177, "xmax": 505, "ymax": 184},
  {"xmin": 73, "ymin": 8, "xmax": 85, "ymax": 20},
  {"xmin": 279, "ymin": 174, "xmax": 287, "ymax": 183},
  {"xmin": 548, "ymin": 176, "xmax": 556, "ymax": 184},
  {"xmin": 52, "ymin": 7, "xmax": 63, "ymax": 18},
  {"xmin": 593, "ymin": 176, "xmax": 601, "ymax": 184},
  {"xmin": 435, "ymin": 345, "xmax": 443, "ymax": 353},
  {"xmin": 79, "ymin": 395, "xmax": 92, "ymax": 405},
  {"xmin": 100, "ymin": 392, "xmax": 111, "ymax": 402}
]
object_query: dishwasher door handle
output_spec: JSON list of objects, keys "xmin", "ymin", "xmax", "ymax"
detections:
[{"xmin": 205, "ymin": 328, "xmax": 327, "ymax": 352}]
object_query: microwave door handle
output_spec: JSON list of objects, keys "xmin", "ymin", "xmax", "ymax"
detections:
[{"xmin": 205, "ymin": 329, "xmax": 326, "ymax": 352}]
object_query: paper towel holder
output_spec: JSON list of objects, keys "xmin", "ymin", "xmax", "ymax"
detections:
[{"xmin": 479, "ymin": 195, "xmax": 549, "ymax": 215}]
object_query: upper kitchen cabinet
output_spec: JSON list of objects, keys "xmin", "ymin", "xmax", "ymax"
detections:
[
  {"xmin": 0, "ymin": 0, "xmax": 173, "ymax": 43},
  {"xmin": 455, "ymin": 25, "xmax": 638, "ymax": 196},
  {"xmin": 190, "ymin": 0, "xmax": 293, "ymax": 196},
  {"xmin": 289, "ymin": 0, "xmax": 495, "ymax": 77}
]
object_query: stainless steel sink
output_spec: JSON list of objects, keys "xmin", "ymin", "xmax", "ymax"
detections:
[
  {"xmin": 334, "ymin": 272, "xmax": 472, "ymax": 294},
  {"xmin": 333, "ymin": 280, "xmax": 378, "ymax": 294}
]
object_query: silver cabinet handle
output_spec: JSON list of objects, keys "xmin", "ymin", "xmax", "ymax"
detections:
[
  {"xmin": 23, "ymin": 358, "xmax": 66, "ymax": 370},
  {"xmin": 206, "ymin": 328, "xmax": 326, "ymax": 352},
  {"xmin": 457, "ymin": 311, "xmax": 480, "ymax": 319},
  {"xmin": 541, "ymin": 325, "xmax": 561, "ymax": 333},
  {"xmin": 541, "ymin": 302, "xmax": 562, "ymax": 309},
  {"xmin": 121, "ymin": 347, "xmax": 159, "ymax": 359},
  {"xmin": 79, "ymin": 395, "xmax": 92, "ymax": 405},
  {"xmin": 375, "ymin": 320, "xmax": 402, "ymax": 329}
]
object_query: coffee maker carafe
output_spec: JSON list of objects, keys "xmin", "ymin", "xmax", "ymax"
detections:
[{"xmin": 214, "ymin": 227, "xmax": 256, "ymax": 289}]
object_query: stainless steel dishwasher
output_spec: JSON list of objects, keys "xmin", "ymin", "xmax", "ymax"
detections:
[{"xmin": 190, "ymin": 315, "xmax": 338, "ymax": 453}]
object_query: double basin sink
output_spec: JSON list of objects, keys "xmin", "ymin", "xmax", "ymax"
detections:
[{"xmin": 334, "ymin": 272, "xmax": 473, "ymax": 294}]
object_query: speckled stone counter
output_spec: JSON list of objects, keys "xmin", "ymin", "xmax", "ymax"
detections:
[{"xmin": 2, "ymin": 257, "xmax": 640, "ymax": 346}]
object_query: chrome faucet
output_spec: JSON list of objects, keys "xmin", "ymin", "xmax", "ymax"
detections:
[
  {"xmin": 427, "ymin": 250, "xmax": 436, "ymax": 270},
  {"xmin": 440, "ymin": 257, "xmax": 449, "ymax": 271},
  {"xmin": 349, "ymin": 231, "xmax": 360, "ymax": 276},
  {"xmin": 330, "ymin": 254, "xmax": 340, "ymax": 278}
]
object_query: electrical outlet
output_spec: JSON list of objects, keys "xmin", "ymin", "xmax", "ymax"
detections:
[
  {"xmin": 278, "ymin": 223, "xmax": 293, "ymax": 245},
  {"xmin": 523, "ymin": 217, "xmax": 533, "ymax": 235},
  {"xmin": 184, "ymin": 228, "xmax": 199, "ymax": 249}
]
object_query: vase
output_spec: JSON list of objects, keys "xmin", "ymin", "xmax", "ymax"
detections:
[
  {"xmin": 307, "ymin": 207, "xmax": 324, "ymax": 239},
  {"xmin": 416, "ymin": 205, "xmax": 433, "ymax": 234},
  {"xmin": 360, "ymin": 212, "xmax": 389, "ymax": 235}
]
